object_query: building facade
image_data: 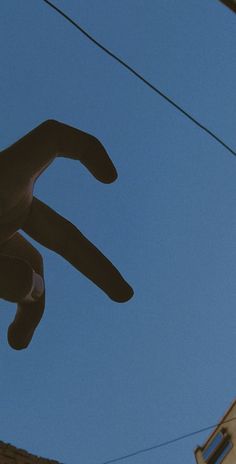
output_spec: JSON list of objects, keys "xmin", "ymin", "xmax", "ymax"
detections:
[
  {"xmin": 195, "ymin": 400, "xmax": 236, "ymax": 464},
  {"xmin": 0, "ymin": 441, "xmax": 62, "ymax": 464}
]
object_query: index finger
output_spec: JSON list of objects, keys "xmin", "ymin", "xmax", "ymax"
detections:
[
  {"xmin": 2, "ymin": 119, "xmax": 118, "ymax": 184},
  {"xmin": 56, "ymin": 120, "xmax": 118, "ymax": 184}
]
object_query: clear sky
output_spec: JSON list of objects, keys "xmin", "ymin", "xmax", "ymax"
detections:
[{"xmin": 0, "ymin": 1, "xmax": 236, "ymax": 463}]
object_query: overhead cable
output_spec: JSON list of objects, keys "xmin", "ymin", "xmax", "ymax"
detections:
[
  {"xmin": 97, "ymin": 417, "xmax": 236, "ymax": 464},
  {"xmin": 42, "ymin": 0, "xmax": 236, "ymax": 158}
]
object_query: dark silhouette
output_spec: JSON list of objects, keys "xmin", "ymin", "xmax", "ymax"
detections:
[
  {"xmin": 219, "ymin": 0, "xmax": 236, "ymax": 13},
  {"xmin": 0, "ymin": 120, "xmax": 133, "ymax": 350}
]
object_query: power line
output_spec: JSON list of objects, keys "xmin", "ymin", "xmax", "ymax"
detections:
[
  {"xmin": 42, "ymin": 0, "xmax": 236, "ymax": 158},
  {"xmin": 97, "ymin": 417, "xmax": 236, "ymax": 464}
]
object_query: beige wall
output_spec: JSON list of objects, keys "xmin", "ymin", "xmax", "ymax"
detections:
[{"xmin": 195, "ymin": 400, "xmax": 236, "ymax": 463}]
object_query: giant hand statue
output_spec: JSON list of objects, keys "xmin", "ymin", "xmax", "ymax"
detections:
[{"xmin": 0, "ymin": 120, "xmax": 133, "ymax": 350}]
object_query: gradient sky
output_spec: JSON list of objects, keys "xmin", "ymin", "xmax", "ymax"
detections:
[{"xmin": 1, "ymin": 1, "xmax": 236, "ymax": 463}]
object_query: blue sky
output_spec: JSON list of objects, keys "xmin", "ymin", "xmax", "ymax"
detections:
[{"xmin": 0, "ymin": 1, "xmax": 236, "ymax": 463}]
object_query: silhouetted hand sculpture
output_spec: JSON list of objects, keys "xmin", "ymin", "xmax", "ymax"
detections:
[{"xmin": 0, "ymin": 120, "xmax": 133, "ymax": 350}]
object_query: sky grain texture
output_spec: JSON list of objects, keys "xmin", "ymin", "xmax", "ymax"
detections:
[{"xmin": 0, "ymin": 1, "xmax": 236, "ymax": 463}]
